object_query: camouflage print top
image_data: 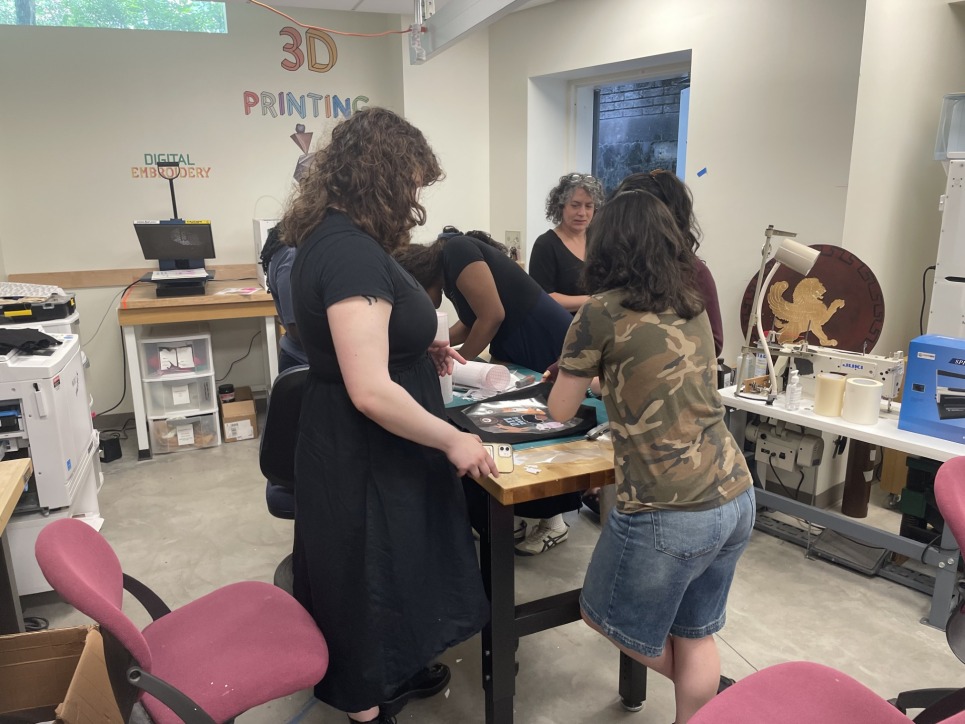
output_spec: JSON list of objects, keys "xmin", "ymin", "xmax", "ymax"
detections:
[{"xmin": 559, "ymin": 291, "xmax": 752, "ymax": 514}]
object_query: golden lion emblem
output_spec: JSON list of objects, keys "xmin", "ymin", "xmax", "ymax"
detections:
[{"xmin": 767, "ymin": 277, "xmax": 845, "ymax": 346}]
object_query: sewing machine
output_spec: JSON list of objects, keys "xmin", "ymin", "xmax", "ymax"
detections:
[{"xmin": 740, "ymin": 339, "xmax": 905, "ymax": 411}]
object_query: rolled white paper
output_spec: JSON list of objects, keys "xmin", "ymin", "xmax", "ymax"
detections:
[
  {"xmin": 813, "ymin": 372, "xmax": 847, "ymax": 417},
  {"xmin": 435, "ymin": 311, "xmax": 453, "ymax": 404},
  {"xmin": 452, "ymin": 360, "xmax": 512, "ymax": 391},
  {"xmin": 841, "ymin": 377, "xmax": 883, "ymax": 426}
]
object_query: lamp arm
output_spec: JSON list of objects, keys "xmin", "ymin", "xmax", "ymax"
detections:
[{"xmin": 755, "ymin": 261, "xmax": 782, "ymax": 398}]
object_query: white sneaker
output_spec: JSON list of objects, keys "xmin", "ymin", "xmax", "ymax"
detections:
[{"xmin": 514, "ymin": 521, "xmax": 568, "ymax": 556}]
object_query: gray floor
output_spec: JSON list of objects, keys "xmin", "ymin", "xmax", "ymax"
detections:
[{"xmin": 22, "ymin": 427, "xmax": 964, "ymax": 724}]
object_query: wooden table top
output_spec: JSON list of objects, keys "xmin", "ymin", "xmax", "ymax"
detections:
[
  {"xmin": 0, "ymin": 459, "xmax": 32, "ymax": 533},
  {"xmin": 474, "ymin": 439, "xmax": 615, "ymax": 506},
  {"xmin": 117, "ymin": 280, "xmax": 275, "ymax": 326}
]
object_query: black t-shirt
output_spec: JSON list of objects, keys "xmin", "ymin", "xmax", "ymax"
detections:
[
  {"xmin": 442, "ymin": 235, "xmax": 542, "ymax": 343},
  {"xmin": 291, "ymin": 212, "xmax": 437, "ymax": 382},
  {"xmin": 528, "ymin": 229, "xmax": 585, "ymax": 297}
]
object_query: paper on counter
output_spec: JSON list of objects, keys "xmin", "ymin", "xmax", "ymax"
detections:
[{"xmin": 452, "ymin": 360, "xmax": 512, "ymax": 391}]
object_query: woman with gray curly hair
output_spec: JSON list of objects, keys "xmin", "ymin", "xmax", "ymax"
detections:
[{"xmin": 529, "ymin": 172, "xmax": 605, "ymax": 313}]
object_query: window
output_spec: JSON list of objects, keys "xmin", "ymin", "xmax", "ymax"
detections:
[
  {"xmin": 592, "ymin": 74, "xmax": 690, "ymax": 195},
  {"xmin": 0, "ymin": 0, "xmax": 227, "ymax": 33}
]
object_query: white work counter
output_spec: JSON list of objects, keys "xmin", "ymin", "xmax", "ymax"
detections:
[{"xmin": 719, "ymin": 386, "xmax": 965, "ymax": 629}]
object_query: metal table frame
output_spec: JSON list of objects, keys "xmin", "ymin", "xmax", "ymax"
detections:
[
  {"xmin": 720, "ymin": 386, "xmax": 965, "ymax": 629},
  {"xmin": 476, "ymin": 492, "xmax": 648, "ymax": 723}
]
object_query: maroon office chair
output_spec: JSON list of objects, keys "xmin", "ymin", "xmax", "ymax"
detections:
[
  {"xmin": 690, "ymin": 661, "xmax": 965, "ymax": 724},
  {"xmin": 36, "ymin": 517, "xmax": 328, "ymax": 724},
  {"xmin": 889, "ymin": 456, "xmax": 965, "ymax": 719}
]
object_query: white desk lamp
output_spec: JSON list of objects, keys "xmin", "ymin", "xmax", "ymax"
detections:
[{"xmin": 738, "ymin": 225, "xmax": 820, "ymax": 401}]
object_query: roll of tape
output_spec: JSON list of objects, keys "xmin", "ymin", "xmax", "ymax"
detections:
[
  {"xmin": 813, "ymin": 373, "xmax": 847, "ymax": 417},
  {"xmin": 841, "ymin": 377, "xmax": 883, "ymax": 425}
]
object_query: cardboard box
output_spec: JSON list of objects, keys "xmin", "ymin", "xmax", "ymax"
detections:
[
  {"xmin": 898, "ymin": 335, "xmax": 965, "ymax": 444},
  {"xmin": 0, "ymin": 626, "xmax": 122, "ymax": 723},
  {"xmin": 220, "ymin": 386, "xmax": 258, "ymax": 443}
]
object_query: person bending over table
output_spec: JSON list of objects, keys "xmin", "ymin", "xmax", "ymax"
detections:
[
  {"xmin": 394, "ymin": 229, "xmax": 583, "ymax": 556},
  {"xmin": 529, "ymin": 172, "xmax": 605, "ymax": 313},
  {"xmin": 546, "ymin": 189, "xmax": 754, "ymax": 724},
  {"xmin": 278, "ymin": 108, "xmax": 496, "ymax": 724}
]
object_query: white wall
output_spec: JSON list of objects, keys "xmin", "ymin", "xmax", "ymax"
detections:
[
  {"xmin": 0, "ymin": 4, "xmax": 404, "ymax": 415},
  {"xmin": 402, "ymin": 25, "xmax": 491, "ymax": 244},
  {"xmin": 486, "ymin": 0, "xmax": 867, "ymax": 364},
  {"xmin": 842, "ymin": 0, "xmax": 965, "ymax": 355}
]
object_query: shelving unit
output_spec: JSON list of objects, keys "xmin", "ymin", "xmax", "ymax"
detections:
[{"xmin": 140, "ymin": 323, "xmax": 221, "ymax": 454}]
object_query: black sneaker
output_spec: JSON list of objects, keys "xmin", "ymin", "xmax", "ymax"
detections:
[
  {"xmin": 717, "ymin": 675, "xmax": 735, "ymax": 694},
  {"xmin": 380, "ymin": 663, "xmax": 451, "ymax": 715}
]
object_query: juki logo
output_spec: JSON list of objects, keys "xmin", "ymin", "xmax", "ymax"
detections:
[{"xmin": 842, "ymin": 363, "xmax": 865, "ymax": 370}]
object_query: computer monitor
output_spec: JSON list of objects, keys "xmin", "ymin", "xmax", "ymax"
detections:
[{"xmin": 134, "ymin": 220, "xmax": 215, "ymax": 271}]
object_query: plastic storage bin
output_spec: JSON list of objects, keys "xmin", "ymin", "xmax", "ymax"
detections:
[
  {"xmin": 139, "ymin": 324, "xmax": 213, "ymax": 380},
  {"xmin": 144, "ymin": 377, "xmax": 216, "ymax": 418},
  {"xmin": 935, "ymin": 93, "xmax": 965, "ymax": 160},
  {"xmin": 150, "ymin": 413, "xmax": 220, "ymax": 453}
]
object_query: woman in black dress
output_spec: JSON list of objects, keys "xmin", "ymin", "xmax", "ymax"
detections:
[{"xmin": 278, "ymin": 108, "xmax": 496, "ymax": 724}]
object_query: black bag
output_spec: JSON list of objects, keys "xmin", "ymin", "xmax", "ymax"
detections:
[{"xmin": 446, "ymin": 381, "xmax": 597, "ymax": 444}]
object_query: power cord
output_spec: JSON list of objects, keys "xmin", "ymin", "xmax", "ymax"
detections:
[
  {"xmin": 96, "ymin": 334, "xmax": 128, "ymax": 416},
  {"xmin": 216, "ymin": 330, "xmax": 262, "ymax": 383},
  {"xmin": 24, "ymin": 616, "xmax": 48, "ymax": 632},
  {"xmin": 920, "ymin": 265, "xmax": 936, "ymax": 335},
  {"xmin": 81, "ymin": 280, "xmax": 139, "ymax": 350}
]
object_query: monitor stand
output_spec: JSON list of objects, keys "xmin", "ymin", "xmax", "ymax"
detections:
[{"xmin": 155, "ymin": 278, "xmax": 208, "ymax": 298}]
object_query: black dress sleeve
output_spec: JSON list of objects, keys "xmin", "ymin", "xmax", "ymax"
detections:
[
  {"xmin": 442, "ymin": 236, "xmax": 486, "ymax": 284},
  {"xmin": 528, "ymin": 233, "xmax": 559, "ymax": 293},
  {"xmin": 318, "ymin": 233, "xmax": 396, "ymax": 309}
]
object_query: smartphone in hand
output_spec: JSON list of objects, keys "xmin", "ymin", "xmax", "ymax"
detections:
[{"xmin": 482, "ymin": 443, "xmax": 515, "ymax": 474}]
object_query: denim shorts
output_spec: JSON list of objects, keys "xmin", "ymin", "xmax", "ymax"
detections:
[{"xmin": 580, "ymin": 487, "xmax": 755, "ymax": 658}]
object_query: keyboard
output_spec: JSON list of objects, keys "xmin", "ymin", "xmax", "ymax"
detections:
[{"xmin": 0, "ymin": 282, "xmax": 66, "ymax": 298}]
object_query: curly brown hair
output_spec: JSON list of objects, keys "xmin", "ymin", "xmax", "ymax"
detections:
[
  {"xmin": 612, "ymin": 170, "xmax": 702, "ymax": 252},
  {"xmin": 583, "ymin": 189, "xmax": 704, "ymax": 318},
  {"xmin": 544, "ymin": 173, "xmax": 605, "ymax": 225},
  {"xmin": 279, "ymin": 108, "xmax": 443, "ymax": 251}
]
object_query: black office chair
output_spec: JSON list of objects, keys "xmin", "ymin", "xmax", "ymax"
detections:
[{"xmin": 260, "ymin": 365, "xmax": 309, "ymax": 593}]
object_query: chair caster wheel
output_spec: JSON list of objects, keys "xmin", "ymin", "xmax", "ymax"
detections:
[{"xmin": 621, "ymin": 699, "xmax": 644, "ymax": 712}]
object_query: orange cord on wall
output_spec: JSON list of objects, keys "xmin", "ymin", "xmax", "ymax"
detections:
[{"xmin": 247, "ymin": 0, "xmax": 424, "ymax": 38}]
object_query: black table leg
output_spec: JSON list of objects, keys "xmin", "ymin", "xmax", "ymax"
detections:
[
  {"xmin": 480, "ymin": 496, "xmax": 517, "ymax": 724},
  {"xmin": 619, "ymin": 651, "xmax": 647, "ymax": 711}
]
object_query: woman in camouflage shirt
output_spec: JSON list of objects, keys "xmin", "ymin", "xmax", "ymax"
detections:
[{"xmin": 547, "ymin": 189, "xmax": 755, "ymax": 724}]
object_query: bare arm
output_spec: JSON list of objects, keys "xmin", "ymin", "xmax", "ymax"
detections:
[
  {"xmin": 329, "ymin": 296, "xmax": 498, "ymax": 478},
  {"xmin": 448, "ymin": 319, "xmax": 470, "ymax": 347},
  {"xmin": 453, "ymin": 261, "xmax": 505, "ymax": 362},
  {"xmin": 547, "ymin": 369, "xmax": 591, "ymax": 422},
  {"xmin": 548, "ymin": 292, "xmax": 590, "ymax": 312}
]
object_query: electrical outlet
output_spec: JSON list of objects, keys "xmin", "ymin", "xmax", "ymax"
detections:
[{"xmin": 505, "ymin": 231, "xmax": 522, "ymax": 262}]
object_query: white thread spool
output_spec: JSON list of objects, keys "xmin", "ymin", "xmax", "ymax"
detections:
[
  {"xmin": 813, "ymin": 373, "xmax": 847, "ymax": 417},
  {"xmin": 436, "ymin": 311, "xmax": 453, "ymax": 404},
  {"xmin": 841, "ymin": 378, "xmax": 883, "ymax": 425}
]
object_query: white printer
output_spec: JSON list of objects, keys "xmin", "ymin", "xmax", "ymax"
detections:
[{"xmin": 0, "ymin": 332, "xmax": 102, "ymax": 594}]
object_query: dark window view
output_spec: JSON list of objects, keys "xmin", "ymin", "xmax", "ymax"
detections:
[{"xmin": 592, "ymin": 74, "xmax": 690, "ymax": 196}]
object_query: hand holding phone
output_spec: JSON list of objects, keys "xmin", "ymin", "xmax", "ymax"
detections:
[{"xmin": 482, "ymin": 443, "xmax": 515, "ymax": 474}]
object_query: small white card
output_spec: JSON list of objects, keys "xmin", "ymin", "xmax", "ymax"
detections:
[
  {"xmin": 176, "ymin": 424, "xmax": 195, "ymax": 446},
  {"xmin": 171, "ymin": 384, "xmax": 190, "ymax": 406}
]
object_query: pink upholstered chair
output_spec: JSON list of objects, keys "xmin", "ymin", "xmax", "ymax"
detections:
[
  {"xmin": 694, "ymin": 456, "xmax": 965, "ymax": 724},
  {"xmin": 36, "ymin": 517, "xmax": 328, "ymax": 724},
  {"xmin": 690, "ymin": 661, "xmax": 965, "ymax": 724}
]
